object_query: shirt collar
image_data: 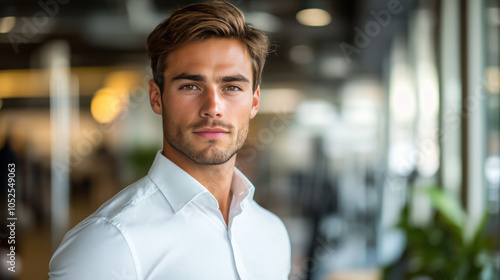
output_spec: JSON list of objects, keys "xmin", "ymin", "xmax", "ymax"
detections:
[
  {"xmin": 231, "ymin": 168, "xmax": 255, "ymax": 207},
  {"xmin": 148, "ymin": 151, "xmax": 255, "ymax": 213}
]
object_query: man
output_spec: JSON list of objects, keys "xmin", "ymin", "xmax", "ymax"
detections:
[{"xmin": 48, "ymin": 1, "xmax": 291, "ymax": 279}]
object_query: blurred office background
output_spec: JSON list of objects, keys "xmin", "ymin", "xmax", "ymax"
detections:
[{"xmin": 0, "ymin": 0, "xmax": 499, "ymax": 279}]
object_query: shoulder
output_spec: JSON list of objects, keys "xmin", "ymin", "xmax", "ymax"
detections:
[
  {"xmin": 247, "ymin": 200, "xmax": 290, "ymax": 244},
  {"xmin": 249, "ymin": 201, "xmax": 286, "ymax": 227},
  {"xmin": 49, "ymin": 176, "xmax": 164, "ymax": 279},
  {"xmin": 54, "ymin": 174, "xmax": 166, "ymax": 246},
  {"xmin": 91, "ymin": 176, "xmax": 162, "ymax": 219},
  {"xmin": 49, "ymin": 217, "xmax": 138, "ymax": 279}
]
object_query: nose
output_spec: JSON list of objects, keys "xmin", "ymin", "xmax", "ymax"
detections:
[{"xmin": 199, "ymin": 86, "xmax": 223, "ymax": 119}]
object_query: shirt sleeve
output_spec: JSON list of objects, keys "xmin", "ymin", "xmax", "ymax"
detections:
[
  {"xmin": 278, "ymin": 217, "xmax": 292, "ymax": 279},
  {"xmin": 49, "ymin": 218, "xmax": 138, "ymax": 280}
]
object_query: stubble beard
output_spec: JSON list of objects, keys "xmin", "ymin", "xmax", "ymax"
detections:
[{"xmin": 163, "ymin": 116, "xmax": 249, "ymax": 165}]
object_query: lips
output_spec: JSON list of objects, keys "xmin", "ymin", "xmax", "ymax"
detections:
[{"xmin": 193, "ymin": 127, "xmax": 229, "ymax": 139}]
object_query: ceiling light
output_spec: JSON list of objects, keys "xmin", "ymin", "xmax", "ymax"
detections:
[
  {"xmin": 0, "ymin": 16, "xmax": 16, "ymax": 33},
  {"xmin": 91, "ymin": 88, "xmax": 125, "ymax": 124},
  {"xmin": 296, "ymin": 8, "xmax": 331, "ymax": 27}
]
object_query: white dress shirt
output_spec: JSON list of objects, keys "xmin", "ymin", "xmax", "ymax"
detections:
[{"xmin": 49, "ymin": 151, "xmax": 291, "ymax": 279}]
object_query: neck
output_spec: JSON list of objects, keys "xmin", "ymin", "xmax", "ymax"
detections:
[{"xmin": 162, "ymin": 144, "xmax": 235, "ymax": 226}]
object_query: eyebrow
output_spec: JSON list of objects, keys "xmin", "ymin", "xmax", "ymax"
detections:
[
  {"xmin": 219, "ymin": 74, "xmax": 250, "ymax": 83},
  {"xmin": 171, "ymin": 73, "xmax": 250, "ymax": 84},
  {"xmin": 172, "ymin": 74, "xmax": 205, "ymax": 82}
]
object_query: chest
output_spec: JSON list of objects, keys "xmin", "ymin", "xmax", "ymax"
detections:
[{"xmin": 124, "ymin": 210, "xmax": 287, "ymax": 280}]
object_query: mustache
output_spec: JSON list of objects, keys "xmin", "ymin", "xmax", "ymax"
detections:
[{"xmin": 188, "ymin": 119, "xmax": 233, "ymax": 131}]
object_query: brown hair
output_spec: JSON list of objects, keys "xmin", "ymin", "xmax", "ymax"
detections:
[{"xmin": 146, "ymin": 1, "xmax": 269, "ymax": 92}]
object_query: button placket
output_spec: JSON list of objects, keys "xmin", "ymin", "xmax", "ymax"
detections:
[
  {"xmin": 196, "ymin": 194, "xmax": 228, "ymax": 230},
  {"xmin": 228, "ymin": 220, "xmax": 248, "ymax": 280}
]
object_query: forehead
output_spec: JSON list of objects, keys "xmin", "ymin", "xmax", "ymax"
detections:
[{"xmin": 164, "ymin": 38, "xmax": 252, "ymax": 77}]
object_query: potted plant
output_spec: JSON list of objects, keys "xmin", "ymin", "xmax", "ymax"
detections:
[{"xmin": 383, "ymin": 187, "xmax": 499, "ymax": 280}]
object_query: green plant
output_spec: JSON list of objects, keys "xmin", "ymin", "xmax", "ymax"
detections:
[
  {"xmin": 383, "ymin": 187, "xmax": 499, "ymax": 280},
  {"xmin": 128, "ymin": 146, "xmax": 159, "ymax": 178}
]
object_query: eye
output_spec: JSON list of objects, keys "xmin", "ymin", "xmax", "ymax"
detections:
[
  {"xmin": 180, "ymin": 84, "xmax": 200, "ymax": 91},
  {"xmin": 224, "ymin": 85, "xmax": 242, "ymax": 92}
]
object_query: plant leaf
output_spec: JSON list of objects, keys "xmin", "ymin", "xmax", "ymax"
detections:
[{"xmin": 425, "ymin": 187, "xmax": 465, "ymax": 229}]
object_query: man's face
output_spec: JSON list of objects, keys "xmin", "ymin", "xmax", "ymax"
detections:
[{"xmin": 150, "ymin": 38, "xmax": 259, "ymax": 165}]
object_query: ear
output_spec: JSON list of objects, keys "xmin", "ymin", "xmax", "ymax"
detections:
[
  {"xmin": 149, "ymin": 79, "xmax": 163, "ymax": 115},
  {"xmin": 250, "ymin": 85, "xmax": 260, "ymax": 119}
]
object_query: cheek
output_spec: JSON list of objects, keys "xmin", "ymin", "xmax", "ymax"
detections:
[
  {"xmin": 162, "ymin": 97, "xmax": 196, "ymax": 119},
  {"xmin": 231, "ymin": 95, "xmax": 254, "ymax": 115},
  {"xmin": 232, "ymin": 106, "xmax": 253, "ymax": 128}
]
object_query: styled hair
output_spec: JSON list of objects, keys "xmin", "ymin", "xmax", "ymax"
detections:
[{"xmin": 146, "ymin": 1, "xmax": 269, "ymax": 92}]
